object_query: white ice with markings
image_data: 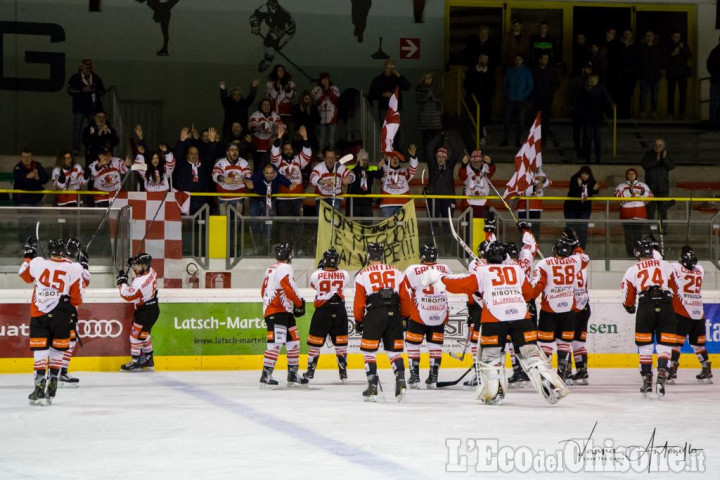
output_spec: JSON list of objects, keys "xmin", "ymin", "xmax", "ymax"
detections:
[{"xmin": 0, "ymin": 368, "xmax": 717, "ymax": 479}]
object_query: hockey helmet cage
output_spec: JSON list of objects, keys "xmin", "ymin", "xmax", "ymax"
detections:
[
  {"xmin": 366, "ymin": 242, "xmax": 384, "ymax": 261},
  {"xmin": 64, "ymin": 237, "xmax": 81, "ymax": 258},
  {"xmin": 420, "ymin": 244, "xmax": 438, "ymax": 263},
  {"xmin": 322, "ymin": 247, "xmax": 340, "ymax": 269}
]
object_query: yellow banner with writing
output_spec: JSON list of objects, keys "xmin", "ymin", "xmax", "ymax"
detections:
[{"xmin": 316, "ymin": 201, "xmax": 420, "ymax": 271}]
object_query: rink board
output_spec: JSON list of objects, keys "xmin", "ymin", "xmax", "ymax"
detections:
[{"xmin": 1, "ymin": 289, "xmax": 719, "ymax": 372}]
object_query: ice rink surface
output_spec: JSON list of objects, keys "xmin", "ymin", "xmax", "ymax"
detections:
[{"xmin": 0, "ymin": 368, "xmax": 717, "ymax": 480}]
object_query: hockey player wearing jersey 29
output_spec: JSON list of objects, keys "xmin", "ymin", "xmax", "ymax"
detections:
[
  {"xmin": 400, "ymin": 244, "xmax": 452, "ymax": 389},
  {"xmin": 305, "ymin": 248, "xmax": 350, "ymax": 382},
  {"xmin": 260, "ymin": 243, "xmax": 308, "ymax": 388},
  {"xmin": 354, "ymin": 242, "xmax": 407, "ymax": 402},
  {"xmin": 423, "ymin": 242, "xmax": 570, "ymax": 405},
  {"xmin": 561, "ymin": 228, "xmax": 591, "ymax": 385},
  {"xmin": 19, "ymin": 238, "xmax": 86, "ymax": 406},
  {"xmin": 532, "ymin": 237, "xmax": 589, "ymax": 382},
  {"xmin": 621, "ymin": 239, "xmax": 679, "ymax": 398},
  {"xmin": 117, "ymin": 253, "xmax": 159, "ymax": 371},
  {"xmin": 669, "ymin": 246, "xmax": 712, "ymax": 383}
]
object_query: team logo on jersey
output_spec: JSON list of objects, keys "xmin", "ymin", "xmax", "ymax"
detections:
[{"xmin": 76, "ymin": 319, "xmax": 123, "ymax": 338}]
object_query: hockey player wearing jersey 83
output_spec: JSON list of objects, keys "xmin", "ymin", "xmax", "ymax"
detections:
[
  {"xmin": 19, "ymin": 237, "xmax": 86, "ymax": 406},
  {"xmin": 117, "ymin": 253, "xmax": 159, "ymax": 372}
]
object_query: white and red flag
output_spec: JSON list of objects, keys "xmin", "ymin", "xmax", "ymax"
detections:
[
  {"xmin": 504, "ymin": 112, "xmax": 543, "ymax": 198},
  {"xmin": 380, "ymin": 87, "xmax": 405, "ymax": 159}
]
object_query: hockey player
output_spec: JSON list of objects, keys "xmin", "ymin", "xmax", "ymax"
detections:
[
  {"xmin": 532, "ymin": 237, "xmax": 589, "ymax": 382},
  {"xmin": 19, "ymin": 238, "xmax": 85, "ymax": 406},
  {"xmin": 562, "ymin": 228, "xmax": 591, "ymax": 385},
  {"xmin": 669, "ymin": 246, "xmax": 712, "ymax": 383},
  {"xmin": 353, "ymin": 242, "xmax": 407, "ymax": 402},
  {"xmin": 260, "ymin": 243, "xmax": 307, "ymax": 388},
  {"xmin": 399, "ymin": 244, "xmax": 452, "ymax": 389},
  {"xmin": 250, "ymin": 0, "xmax": 296, "ymax": 72},
  {"xmin": 423, "ymin": 242, "xmax": 569, "ymax": 405},
  {"xmin": 621, "ymin": 239, "xmax": 679, "ymax": 398},
  {"xmin": 116, "ymin": 253, "xmax": 159, "ymax": 372},
  {"xmin": 305, "ymin": 248, "xmax": 350, "ymax": 382},
  {"xmin": 57, "ymin": 238, "xmax": 90, "ymax": 387}
]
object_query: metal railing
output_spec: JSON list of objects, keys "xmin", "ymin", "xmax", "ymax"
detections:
[{"xmin": 442, "ymin": 69, "xmax": 481, "ymax": 149}]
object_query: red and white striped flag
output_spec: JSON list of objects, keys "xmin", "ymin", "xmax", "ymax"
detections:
[
  {"xmin": 504, "ymin": 112, "xmax": 543, "ymax": 198},
  {"xmin": 381, "ymin": 87, "xmax": 401, "ymax": 155}
]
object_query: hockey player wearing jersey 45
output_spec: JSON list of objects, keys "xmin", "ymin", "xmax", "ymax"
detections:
[
  {"xmin": 260, "ymin": 243, "xmax": 308, "ymax": 388},
  {"xmin": 117, "ymin": 253, "xmax": 159, "ymax": 372},
  {"xmin": 19, "ymin": 238, "xmax": 86, "ymax": 406},
  {"xmin": 304, "ymin": 248, "xmax": 350, "ymax": 383}
]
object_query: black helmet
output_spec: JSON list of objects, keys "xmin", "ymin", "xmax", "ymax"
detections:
[
  {"xmin": 420, "ymin": 244, "xmax": 438, "ymax": 263},
  {"xmin": 322, "ymin": 247, "xmax": 340, "ymax": 269},
  {"xmin": 644, "ymin": 235, "xmax": 660, "ymax": 252},
  {"xmin": 47, "ymin": 238, "xmax": 65, "ymax": 257},
  {"xmin": 505, "ymin": 242, "xmax": 519, "ymax": 261},
  {"xmin": 552, "ymin": 238, "xmax": 573, "ymax": 258},
  {"xmin": 633, "ymin": 240, "xmax": 653, "ymax": 259},
  {"xmin": 477, "ymin": 240, "xmax": 491, "ymax": 257},
  {"xmin": 275, "ymin": 243, "xmax": 292, "ymax": 262},
  {"xmin": 483, "ymin": 242, "xmax": 506, "ymax": 264},
  {"xmin": 366, "ymin": 242, "xmax": 384, "ymax": 261},
  {"xmin": 131, "ymin": 253, "xmax": 152, "ymax": 268},
  {"xmin": 64, "ymin": 237, "xmax": 81, "ymax": 258},
  {"xmin": 680, "ymin": 245, "xmax": 698, "ymax": 270}
]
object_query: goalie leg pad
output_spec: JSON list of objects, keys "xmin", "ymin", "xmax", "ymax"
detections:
[
  {"xmin": 518, "ymin": 344, "xmax": 570, "ymax": 405},
  {"xmin": 475, "ymin": 347, "xmax": 506, "ymax": 404}
]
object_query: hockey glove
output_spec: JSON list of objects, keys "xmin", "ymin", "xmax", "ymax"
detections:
[
  {"xmin": 77, "ymin": 249, "xmax": 89, "ymax": 270},
  {"xmin": 116, "ymin": 270, "xmax": 128, "ymax": 286},
  {"xmin": 293, "ymin": 299, "xmax": 306, "ymax": 318},
  {"xmin": 526, "ymin": 300, "xmax": 538, "ymax": 318},
  {"xmin": 354, "ymin": 321, "xmax": 363, "ymax": 334},
  {"xmin": 421, "ymin": 269, "xmax": 442, "ymax": 287},
  {"xmin": 623, "ymin": 304, "xmax": 636, "ymax": 314},
  {"xmin": 126, "ymin": 256, "xmax": 134, "ymax": 269},
  {"xmin": 484, "ymin": 210, "xmax": 497, "ymax": 233},
  {"xmin": 23, "ymin": 236, "xmax": 37, "ymax": 259}
]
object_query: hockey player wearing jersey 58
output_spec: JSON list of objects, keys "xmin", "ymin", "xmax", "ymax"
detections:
[
  {"xmin": 304, "ymin": 248, "xmax": 350, "ymax": 382},
  {"xmin": 117, "ymin": 253, "xmax": 159, "ymax": 371},
  {"xmin": 19, "ymin": 238, "xmax": 86, "ymax": 406}
]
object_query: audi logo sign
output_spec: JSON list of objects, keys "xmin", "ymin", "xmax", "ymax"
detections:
[{"xmin": 76, "ymin": 319, "xmax": 123, "ymax": 338}]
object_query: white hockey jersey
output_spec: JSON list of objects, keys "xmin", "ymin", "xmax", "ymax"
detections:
[
  {"xmin": 309, "ymin": 268, "xmax": 350, "ymax": 308},
  {"xmin": 671, "ymin": 263, "xmax": 704, "ymax": 320},
  {"xmin": 310, "ymin": 161, "xmax": 354, "ymax": 196},
  {"xmin": 19, "ymin": 257, "xmax": 85, "ymax": 317},
  {"xmin": 52, "ymin": 164, "xmax": 88, "ymax": 206},
  {"xmin": 212, "ymin": 156, "xmax": 252, "ymax": 200},
  {"xmin": 270, "ymin": 144, "xmax": 311, "ymax": 199},
  {"xmin": 379, "ymin": 156, "xmax": 418, "ymax": 207},
  {"xmin": 573, "ymin": 264, "xmax": 590, "ymax": 311},
  {"xmin": 532, "ymin": 251, "xmax": 589, "ymax": 313},
  {"xmin": 134, "ymin": 153, "xmax": 176, "ymax": 192},
  {"xmin": 119, "ymin": 268, "xmax": 158, "ymax": 309},
  {"xmin": 353, "ymin": 263, "xmax": 403, "ymax": 323},
  {"xmin": 621, "ymin": 258, "xmax": 678, "ymax": 308},
  {"xmin": 517, "ymin": 230, "xmax": 538, "ymax": 279},
  {"xmin": 88, "ymin": 156, "xmax": 128, "ymax": 201},
  {"xmin": 400, "ymin": 263, "xmax": 452, "ymax": 326},
  {"xmin": 261, "ymin": 262, "xmax": 303, "ymax": 316}
]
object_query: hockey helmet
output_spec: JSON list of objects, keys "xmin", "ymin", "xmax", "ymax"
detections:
[
  {"xmin": 275, "ymin": 243, "xmax": 292, "ymax": 262},
  {"xmin": 130, "ymin": 253, "xmax": 153, "ymax": 268},
  {"xmin": 47, "ymin": 238, "xmax": 65, "ymax": 257},
  {"xmin": 644, "ymin": 235, "xmax": 660, "ymax": 252},
  {"xmin": 322, "ymin": 247, "xmax": 340, "ymax": 269},
  {"xmin": 366, "ymin": 242, "xmax": 384, "ymax": 262},
  {"xmin": 483, "ymin": 242, "xmax": 506, "ymax": 265},
  {"xmin": 552, "ymin": 238, "xmax": 573, "ymax": 258},
  {"xmin": 505, "ymin": 242, "xmax": 519, "ymax": 261},
  {"xmin": 420, "ymin": 244, "xmax": 438, "ymax": 263},
  {"xmin": 477, "ymin": 240, "xmax": 491, "ymax": 257},
  {"xmin": 64, "ymin": 237, "xmax": 81, "ymax": 258},
  {"xmin": 680, "ymin": 245, "xmax": 698, "ymax": 270},
  {"xmin": 633, "ymin": 240, "xmax": 653, "ymax": 259}
]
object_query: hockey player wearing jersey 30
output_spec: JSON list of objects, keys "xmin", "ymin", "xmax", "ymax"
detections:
[
  {"xmin": 400, "ymin": 244, "xmax": 452, "ymax": 389},
  {"xmin": 423, "ymin": 242, "xmax": 570, "ymax": 405},
  {"xmin": 305, "ymin": 248, "xmax": 350, "ymax": 382},
  {"xmin": 117, "ymin": 253, "xmax": 159, "ymax": 372},
  {"xmin": 621, "ymin": 239, "xmax": 679, "ymax": 398},
  {"xmin": 260, "ymin": 243, "xmax": 308, "ymax": 388},
  {"xmin": 354, "ymin": 243, "xmax": 407, "ymax": 402},
  {"xmin": 19, "ymin": 238, "xmax": 85, "ymax": 406},
  {"xmin": 669, "ymin": 246, "xmax": 712, "ymax": 383}
]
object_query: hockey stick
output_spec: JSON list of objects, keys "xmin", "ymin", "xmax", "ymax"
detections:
[
  {"xmin": 449, "ymin": 318, "xmax": 474, "ymax": 361},
  {"xmin": 34, "ymin": 221, "xmax": 46, "ymax": 257},
  {"xmin": 448, "ymin": 206, "xmax": 479, "ymax": 261},
  {"xmin": 328, "ymin": 154, "xmax": 353, "ymax": 247},
  {"xmin": 258, "ymin": 33, "xmax": 315, "ymax": 82},
  {"xmin": 421, "ymin": 169, "xmax": 437, "ymax": 248},
  {"xmin": 686, "ymin": 190, "xmax": 694, "ymax": 246},
  {"xmin": 437, "ymin": 367, "xmax": 473, "ymax": 388}
]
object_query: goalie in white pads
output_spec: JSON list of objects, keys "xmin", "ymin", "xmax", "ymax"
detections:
[
  {"xmin": 423, "ymin": 243, "xmax": 570, "ymax": 405},
  {"xmin": 399, "ymin": 244, "xmax": 452, "ymax": 389}
]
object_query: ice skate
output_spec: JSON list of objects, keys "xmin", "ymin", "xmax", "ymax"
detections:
[
  {"xmin": 362, "ymin": 375, "xmax": 379, "ymax": 402},
  {"xmin": 557, "ymin": 362, "xmax": 570, "ymax": 383},
  {"xmin": 303, "ymin": 358, "xmax": 318, "ymax": 382},
  {"xmin": 28, "ymin": 377, "xmax": 47, "ymax": 406},
  {"xmin": 59, "ymin": 368, "xmax": 79, "ymax": 388},
  {"xmin": 479, "ymin": 384, "xmax": 505, "ymax": 405},
  {"xmin": 666, "ymin": 364, "xmax": 678, "ymax": 385},
  {"xmin": 425, "ymin": 366, "xmax": 439, "ymax": 390},
  {"xmin": 337, "ymin": 356, "xmax": 348, "ymax": 383},
  {"xmin": 640, "ymin": 374, "xmax": 653, "ymax": 399},
  {"xmin": 656, "ymin": 368, "xmax": 668, "ymax": 399},
  {"xmin": 696, "ymin": 362, "xmax": 713, "ymax": 383},
  {"xmin": 463, "ymin": 374, "xmax": 479, "ymax": 390},
  {"xmin": 567, "ymin": 368, "xmax": 589, "ymax": 386},
  {"xmin": 408, "ymin": 363, "xmax": 421, "ymax": 390},
  {"xmin": 507, "ymin": 368, "xmax": 530, "ymax": 388},
  {"xmin": 394, "ymin": 374, "xmax": 407, "ymax": 402},
  {"xmin": 121, "ymin": 356, "xmax": 145, "ymax": 372},
  {"xmin": 287, "ymin": 365, "xmax": 309, "ymax": 388},
  {"xmin": 140, "ymin": 353, "xmax": 155, "ymax": 371},
  {"xmin": 44, "ymin": 376, "xmax": 58, "ymax": 406},
  {"xmin": 259, "ymin": 366, "xmax": 279, "ymax": 390}
]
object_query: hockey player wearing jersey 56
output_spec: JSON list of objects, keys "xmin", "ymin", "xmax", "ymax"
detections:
[
  {"xmin": 19, "ymin": 238, "xmax": 86, "ymax": 406},
  {"xmin": 117, "ymin": 253, "xmax": 159, "ymax": 371},
  {"xmin": 400, "ymin": 244, "xmax": 452, "ymax": 389},
  {"xmin": 304, "ymin": 248, "xmax": 350, "ymax": 383}
]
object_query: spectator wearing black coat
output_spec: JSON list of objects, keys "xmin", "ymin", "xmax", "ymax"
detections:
[
  {"xmin": 604, "ymin": 28, "xmax": 624, "ymax": 111},
  {"xmin": 637, "ymin": 30, "xmax": 666, "ymax": 119},
  {"xmin": 530, "ymin": 53, "xmax": 558, "ymax": 137},
  {"xmin": 425, "ymin": 135, "xmax": 460, "ymax": 218},
  {"xmin": 345, "ymin": 149, "xmax": 382, "ymax": 218},
  {"xmin": 67, "ymin": 59, "xmax": 106, "ymax": 155},
  {"xmin": 708, "ymin": 36, "xmax": 720, "ymax": 128},
  {"xmin": 563, "ymin": 166, "xmax": 600, "ymax": 249},
  {"xmin": 415, "ymin": 73, "xmax": 443, "ymax": 153},
  {"xmin": 219, "ymin": 79, "xmax": 258, "ymax": 137},
  {"xmin": 13, "ymin": 148, "xmax": 49, "ymax": 206},
  {"xmin": 576, "ymin": 74, "xmax": 614, "ymax": 164},
  {"xmin": 464, "ymin": 52, "xmax": 496, "ymax": 144},
  {"xmin": 292, "ymin": 91, "xmax": 320, "ymax": 154},
  {"xmin": 572, "ymin": 33, "xmax": 592, "ymax": 76},
  {"xmin": 617, "ymin": 29, "xmax": 638, "ymax": 119},
  {"xmin": 529, "ymin": 21, "xmax": 559, "ymax": 66},
  {"xmin": 248, "ymin": 163, "xmax": 291, "ymax": 251},
  {"xmin": 173, "ymin": 127, "xmax": 217, "ymax": 215},
  {"xmin": 641, "ymin": 138, "xmax": 675, "ymax": 226},
  {"xmin": 81, "ymin": 111, "xmax": 119, "ymax": 167},
  {"xmin": 666, "ymin": 32, "xmax": 692, "ymax": 119}
]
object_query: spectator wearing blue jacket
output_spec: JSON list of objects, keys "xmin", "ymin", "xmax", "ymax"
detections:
[{"xmin": 502, "ymin": 54, "xmax": 534, "ymax": 147}]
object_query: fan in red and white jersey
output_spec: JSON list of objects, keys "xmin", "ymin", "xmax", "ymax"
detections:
[
  {"xmin": 669, "ymin": 246, "xmax": 712, "ymax": 383},
  {"xmin": 134, "ymin": 145, "xmax": 176, "ymax": 193},
  {"xmin": 377, "ymin": 144, "xmax": 418, "ymax": 217},
  {"xmin": 270, "ymin": 124, "xmax": 311, "ymax": 214},
  {"xmin": 248, "ymin": 98, "xmax": 284, "ymax": 154},
  {"xmin": 88, "ymin": 146, "xmax": 131, "ymax": 206},
  {"xmin": 458, "ymin": 149, "xmax": 496, "ymax": 219},
  {"xmin": 399, "ymin": 244, "xmax": 452, "ymax": 390},
  {"xmin": 309, "ymin": 150, "xmax": 354, "ymax": 210},
  {"xmin": 615, "ymin": 168, "xmax": 653, "ymax": 257},
  {"xmin": 52, "ymin": 151, "xmax": 88, "ymax": 207},
  {"xmin": 212, "ymin": 143, "xmax": 253, "ymax": 214}
]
